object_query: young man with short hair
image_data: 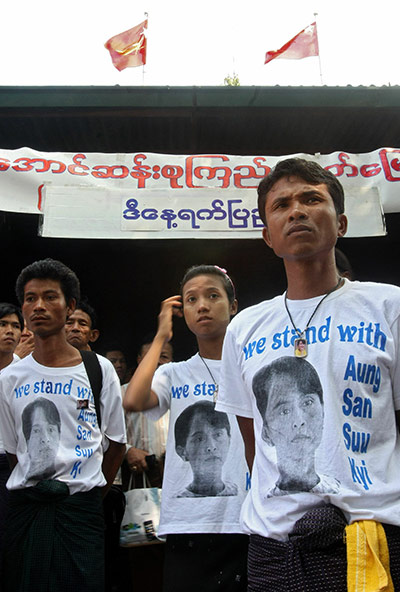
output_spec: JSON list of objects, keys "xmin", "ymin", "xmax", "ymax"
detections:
[
  {"xmin": 0, "ymin": 303, "xmax": 23, "ymax": 371},
  {"xmin": 217, "ymin": 158, "xmax": 400, "ymax": 591},
  {"xmin": 0, "ymin": 258, "xmax": 126, "ymax": 592}
]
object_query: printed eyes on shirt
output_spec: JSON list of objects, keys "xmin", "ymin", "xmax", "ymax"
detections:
[
  {"xmin": 189, "ymin": 429, "xmax": 226, "ymax": 444},
  {"xmin": 31, "ymin": 424, "xmax": 58, "ymax": 436},
  {"xmin": 274, "ymin": 395, "xmax": 318, "ymax": 417}
]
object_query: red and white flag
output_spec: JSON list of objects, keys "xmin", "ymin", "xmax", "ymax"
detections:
[
  {"xmin": 264, "ymin": 22, "xmax": 319, "ymax": 65},
  {"xmin": 105, "ymin": 20, "xmax": 148, "ymax": 71}
]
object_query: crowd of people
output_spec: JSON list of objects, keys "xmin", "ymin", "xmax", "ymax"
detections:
[{"xmin": 0, "ymin": 157, "xmax": 400, "ymax": 592}]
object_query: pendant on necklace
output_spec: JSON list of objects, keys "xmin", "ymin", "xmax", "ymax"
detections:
[
  {"xmin": 294, "ymin": 335, "xmax": 308, "ymax": 358},
  {"xmin": 213, "ymin": 385, "xmax": 219, "ymax": 403}
]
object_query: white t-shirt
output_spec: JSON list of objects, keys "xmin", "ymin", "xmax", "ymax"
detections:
[
  {"xmin": 0, "ymin": 353, "xmax": 21, "ymax": 455},
  {"xmin": 146, "ymin": 353, "xmax": 249, "ymax": 536},
  {"xmin": 217, "ymin": 280, "xmax": 400, "ymax": 541},
  {"xmin": 0, "ymin": 353, "xmax": 126, "ymax": 494}
]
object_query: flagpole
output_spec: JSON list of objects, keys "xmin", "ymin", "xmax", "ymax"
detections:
[
  {"xmin": 314, "ymin": 12, "xmax": 323, "ymax": 85},
  {"xmin": 143, "ymin": 11, "xmax": 148, "ymax": 85}
]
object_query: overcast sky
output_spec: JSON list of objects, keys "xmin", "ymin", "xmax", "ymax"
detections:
[{"xmin": 1, "ymin": 0, "xmax": 399, "ymax": 87}]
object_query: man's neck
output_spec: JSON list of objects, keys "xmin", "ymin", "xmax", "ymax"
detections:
[
  {"xmin": 0, "ymin": 351, "xmax": 14, "ymax": 371},
  {"xmin": 32, "ymin": 333, "xmax": 82, "ymax": 367},
  {"xmin": 284, "ymin": 253, "xmax": 341, "ymax": 300}
]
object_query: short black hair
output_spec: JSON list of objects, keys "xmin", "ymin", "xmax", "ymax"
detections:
[
  {"xmin": 335, "ymin": 247, "xmax": 354, "ymax": 280},
  {"xmin": 22, "ymin": 397, "xmax": 61, "ymax": 441},
  {"xmin": 257, "ymin": 158, "xmax": 345, "ymax": 226},
  {"xmin": 75, "ymin": 297, "xmax": 98, "ymax": 330},
  {"xmin": 180, "ymin": 265, "xmax": 236, "ymax": 305},
  {"xmin": 137, "ymin": 332, "xmax": 174, "ymax": 357},
  {"xmin": 252, "ymin": 357, "xmax": 323, "ymax": 422},
  {"xmin": 15, "ymin": 258, "xmax": 80, "ymax": 306},
  {"xmin": 174, "ymin": 401, "xmax": 231, "ymax": 451},
  {"xmin": 139, "ymin": 332, "xmax": 156, "ymax": 349},
  {"xmin": 0, "ymin": 303, "xmax": 23, "ymax": 330},
  {"xmin": 103, "ymin": 345, "xmax": 126, "ymax": 358}
]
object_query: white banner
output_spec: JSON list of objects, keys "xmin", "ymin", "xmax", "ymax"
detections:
[
  {"xmin": 0, "ymin": 147, "xmax": 397, "ymax": 237},
  {"xmin": 40, "ymin": 185, "xmax": 385, "ymax": 239}
]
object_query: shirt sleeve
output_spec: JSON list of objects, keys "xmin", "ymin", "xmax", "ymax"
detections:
[
  {"xmin": 216, "ymin": 322, "xmax": 254, "ymax": 419},
  {"xmin": 0, "ymin": 377, "xmax": 18, "ymax": 454},
  {"xmin": 390, "ymin": 312, "xmax": 400, "ymax": 410},
  {"xmin": 99, "ymin": 358, "xmax": 127, "ymax": 444}
]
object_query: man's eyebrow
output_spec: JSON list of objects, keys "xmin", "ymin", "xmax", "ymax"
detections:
[
  {"xmin": 270, "ymin": 187, "xmax": 325, "ymax": 202},
  {"xmin": 269, "ymin": 195, "xmax": 289, "ymax": 205},
  {"xmin": 25, "ymin": 288, "xmax": 59, "ymax": 296},
  {"xmin": 301, "ymin": 189, "xmax": 325, "ymax": 197}
]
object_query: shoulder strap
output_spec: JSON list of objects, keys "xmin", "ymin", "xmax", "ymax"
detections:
[{"xmin": 80, "ymin": 350, "xmax": 103, "ymax": 430}]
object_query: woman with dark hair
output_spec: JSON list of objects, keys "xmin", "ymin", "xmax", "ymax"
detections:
[{"xmin": 124, "ymin": 265, "xmax": 248, "ymax": 592}]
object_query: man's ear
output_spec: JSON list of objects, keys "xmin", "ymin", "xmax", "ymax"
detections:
[
  {"xmin": 262, "ymin": 226, "xmax": 273, "ymax": 249},
  {"xmin": 89, "ymin": 329, "xmax": 100, "ymax": 344},
  {"xmin": 176, "ymin": 445, "xmax": 187, "ymax": 461},
  {"xmin": 230, "ymin": 299, "xmax": 238, "ymax": 317},
  {"xmin": 261, "ymin": 423, "xmax": 274, "ymax": 447},
  {"xmin": 337, "ymin": 214, "xmax": 348, "ymax": 238}
]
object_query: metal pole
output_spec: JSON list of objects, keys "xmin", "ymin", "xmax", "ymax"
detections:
[{"xmin": 314, "ymin": 12, "xmax": 323, "ymax": 85}]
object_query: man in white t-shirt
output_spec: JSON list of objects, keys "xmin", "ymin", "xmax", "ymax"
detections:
[
  {"xmin": 217, "ymin": 158, "xmax": 400, "ymax": 591},
  {"xmin": 0, "ymin": 303, "xmax": 23, "ymax": 372},
  {"xmin": 0, "ymin": 258, "xmax": 126, "ymax": 592},
  {"xmin": 0, "ymin": 302, "xmax": 24, "ymax": 579}
]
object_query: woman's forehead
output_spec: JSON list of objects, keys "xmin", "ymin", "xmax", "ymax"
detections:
[{"xmin": 182, "ymin": 274, "xmax": 225, "ymax": 294}]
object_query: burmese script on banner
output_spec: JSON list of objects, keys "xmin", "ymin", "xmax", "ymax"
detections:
[{"xmin": 0, "ymin": 148, "xmax": 396, "ymax": 238}]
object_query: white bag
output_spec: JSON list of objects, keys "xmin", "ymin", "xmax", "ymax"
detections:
[{"xmin": 119, "ymin": 474, "xmax": 162, "ymax": 547}]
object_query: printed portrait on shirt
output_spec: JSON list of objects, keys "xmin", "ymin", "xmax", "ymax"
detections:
[
  {"xmin": 252, "ymin": 356, "xmax": 340, "ymax": 497},
  {"xmin": 174, "ymin": 400, "xmax": 238, "ymax": 498},
  {"xmin": 22, "ymin": 397, "xmax": 61, "ymax": 481}
]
